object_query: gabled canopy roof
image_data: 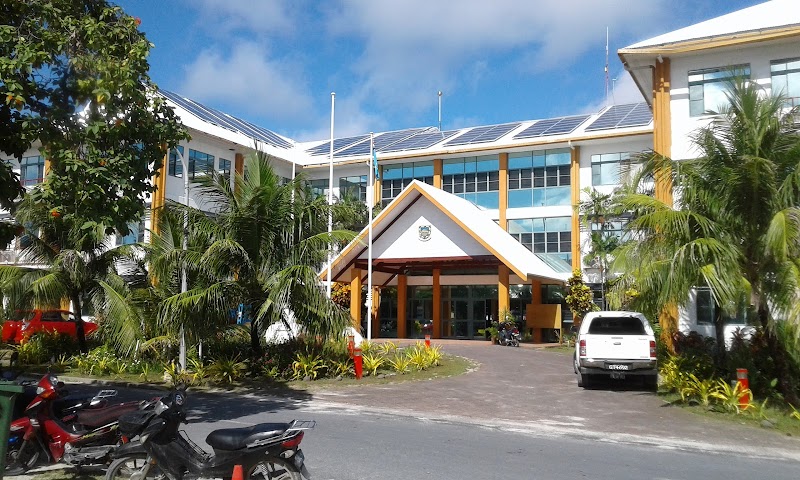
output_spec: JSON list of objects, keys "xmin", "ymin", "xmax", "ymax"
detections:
[
  {"xmin": 325, "ymin": 180, "xmax": 570, "ymax": 285},
  {"xmin": 619, "ymin": 0, "xmax": 800, "ymax": 105}
]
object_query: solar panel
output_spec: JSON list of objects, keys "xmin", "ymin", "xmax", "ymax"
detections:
[
  {"xmin": 306, "ymin": 135, "xmax": 370, "ymax": 156},
  {"xmin": 444, "ymin": 123, "xmax": 521, "ymax": 146},
  {"xmin": 584, "ymin": 102, "xmax": 652, "ymax": 131},
  {"xmin": 159, "ymin": 89, "xmax": 292, "ymax": 149},
  {"xmin": 513, "ymin": 115, "xmax": 590, "ymax": 139},
  {"xmin": 378, "ymin": 130, "xmax": 459, "ymax": 153},
  {"xmin": 334, "ymin": 128, "xmax": 426, "ymax": 157}
]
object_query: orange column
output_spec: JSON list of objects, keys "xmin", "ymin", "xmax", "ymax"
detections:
[
  {"xmin": 652, "ymin": 58, "xmax": 678, "ymax": 350},
  {"xmin": 397, "ymin": 275, "xmax": 407, "ymax": 338},
  {"xmin": 498, "ymin": 264, "xmax": 510, "ymax": 315},
  {"xmin": 499, "ymin": 153, "xmax": 508, "ymax": 231},
  {"xmin": 432, "ymin": 268, "xmax": 441, "ymax": 339},
  {"xmin": 653, "ymin": 58, "xmax": 673, "ymax": 206},
  {"xmin": 371, "ymin": 286, "xmax": 380, "ymax": 339},
  {"xmin": 234, "ymin": 153, "xmax": 245, "ymax": 193},
  {"xmin": 150, "ymin": 150, "xmax": 168, "ymax": 237},
  {"xmin": 570, "ymin": 145, "xmax": 581, "ymax": 270},
  {"xmin": 350, "ymin": 268, "xmax": 362, "ymax": 328},
  {"xmin": 433, "ymin": 159, "xmax": 442, "ymax": 189}
]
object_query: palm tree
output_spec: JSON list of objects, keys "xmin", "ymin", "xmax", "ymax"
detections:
[
  {"xmin": 578, "ymin": 187, "xmax": 624, "ymax": 309},
  {"xmin": 0, "ymin": 198, "xmax": 143, "ymax": 352},
  {"xmin": 149, "ymin": 152, "xmax": 354, "ymax": 356},
  {"xmin": 613, "ymin": 79, "xmax": 800, "ymax": 404}
]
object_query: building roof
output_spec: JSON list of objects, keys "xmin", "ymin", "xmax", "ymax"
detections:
[
  {"xmin": 159, "ymin": 89, "xmax": 652, "ymax": 168},
  {"xmin": 325, "ymin": 180, "xmax": 571, "ymax": 286},
  {"xmin": 619, "ymin": 0, "xmax": 800, "ymax": 105},
  {"xmin": 622, "ymin": 0, "xmax": 800, "ymax": 51}
]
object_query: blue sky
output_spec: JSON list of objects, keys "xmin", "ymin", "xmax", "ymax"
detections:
[{"xmin": 116, "ymin": 0, "xmax": 763, "ymax": 142}]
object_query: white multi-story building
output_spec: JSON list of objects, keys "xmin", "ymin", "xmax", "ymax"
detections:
[{"xmin": 3, "ymin": 1, "xmax": 797, "ymax": 341}]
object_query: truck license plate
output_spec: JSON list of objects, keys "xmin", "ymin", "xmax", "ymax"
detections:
[{"xmin": 607, "ymin": 364, "xmax": 629, "ymax": 371}]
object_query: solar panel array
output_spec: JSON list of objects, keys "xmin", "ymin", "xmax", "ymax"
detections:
[
  {"xmin": 306, "ymin": 135, "xmax": 370, "ymax": 156},
  {"xmin": 334, "ymin": 128, "xmax": 427, "ymax": 157},
  {"xmin": 159, "ymin": 89, "xmax": 293, "ymax": 149},
  {"xmin": 513, "ymin": 115, "xmax": 590, "ymax": 139},
  {"xmin": 443, "ymin": 123, "xmax": 521, "ymax": 147},
  {"xmin": 584, "ymin": 103, "xmax": 652, "ymax": 131},
  {"xmin": 379, "ymin": 130, "xmax": 460, "ymax": 153}
]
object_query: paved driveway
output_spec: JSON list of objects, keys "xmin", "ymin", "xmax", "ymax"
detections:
[{"xmin": 311, "ymin": 340, "xmax": 800, "ymax": 461}]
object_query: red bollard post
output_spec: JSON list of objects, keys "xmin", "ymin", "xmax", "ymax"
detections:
[
  {"xmin": 347, "ymin": 335, "xmax": 355, "ymax": 359},
  {"xmin": 736, "ymin": 368, "xmax": 751, "ymax": 407},
  {"xmin": 424, "ymin": 334, "xmax": 431, "ymax": 348},
  {"xmin": 354, "ymin": 347, "xmax": 363, "ymax": 380}
]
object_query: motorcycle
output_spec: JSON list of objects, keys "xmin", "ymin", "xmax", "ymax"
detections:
[
  {"xmin": 6, "ymin": 374, "xmax": 154, "ymax": 475},
  {"xmin": 107, "ymin": 387, "xmax": 314, "ymax": 480},
  {"xmin": 498, "ymin": 324, "xmax": 521, "ymax": 347}
]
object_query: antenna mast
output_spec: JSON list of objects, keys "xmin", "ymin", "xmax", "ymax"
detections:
[
  {"xmin": 438, "ymin": 91, "xmax": 442, "ymax": 131},
  {"xmin": 605, "ymin": 27, "xmax": 609, "ymax": 106}
]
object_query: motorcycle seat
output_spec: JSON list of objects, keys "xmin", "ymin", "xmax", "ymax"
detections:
[
  {"xmin": 76, "ymin": 401, "xmax": 141, "ymax": 429},
  {"xmin": 206, "ymin": 422, "xmax": 290, "ymax": 451}
]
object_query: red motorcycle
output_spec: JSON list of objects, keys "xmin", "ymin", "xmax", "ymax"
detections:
[{"xmin": 6, "ymin": 374, "xmax": 151, "ymax": 475}]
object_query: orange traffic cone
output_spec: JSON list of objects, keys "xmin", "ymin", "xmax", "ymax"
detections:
[{"xmin": 232, "ymin": 464, "xmax": 244, "ymax": 480}]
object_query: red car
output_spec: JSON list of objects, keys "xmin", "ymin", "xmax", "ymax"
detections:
[{"xmin": 1, "ymin": 310, "xmax": 98, "ymax": 344}]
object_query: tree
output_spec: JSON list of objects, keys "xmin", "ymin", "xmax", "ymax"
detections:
[
  {"xmin": 0, "ymin": 197, "xmax": 143, "ymax": 352},
  {"xmin": 146, "ymin": 153, "xmax": 355, "ymax": 356},
  {"xmin": 578, "ymin": 187, "xmax": 624, "ymax": 309},
  {"xmin": 1, "ymin": 0, "xmax": 187, "ymax": 236},
  {"xmin": 613, "ymin": 79, "xmax": 800, "ymax": 404},
  {"xmin": 565, "ymin": 269, "xmax": 598, "ymax": 329}
]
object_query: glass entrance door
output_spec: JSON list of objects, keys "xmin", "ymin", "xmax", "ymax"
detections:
[{"xmin": 441, "ymin": 285, "xmax": 497, "ymax": 339}]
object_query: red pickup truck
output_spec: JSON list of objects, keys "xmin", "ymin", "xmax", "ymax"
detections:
[{"xmin": 1, "ymin": 310, "xmax": 98, "ymax": 344}]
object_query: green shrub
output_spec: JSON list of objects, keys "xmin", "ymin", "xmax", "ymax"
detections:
[
  {"xmin": 291, "ymin": 352, "xmax": 325, "ymax": 380},
  {"xmin": 681, "ymin": 373, "xmax": 718, "ymax": 406},
  {"xmin": 388, "ymin": 354, "xmax": 411, "ymax": 374},
  {"xmin": 209, "ymin": 355, "xmax": 248, "ymax": 383},
  {"xmin": 710, "ymin": 379, "xmax": 752, "ymax": 414},
  {"xmin": 16, "ymin": 331, "xmax": 77, "ymax": 365},
  {"xmin": 361, "ymin": 352, "xmax": 384, "ymax": 376}
]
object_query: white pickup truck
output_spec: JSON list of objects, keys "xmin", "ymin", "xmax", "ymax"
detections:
[{"xmin": 573, "ymin": 311, "xmax": 658, "ymax": 390}]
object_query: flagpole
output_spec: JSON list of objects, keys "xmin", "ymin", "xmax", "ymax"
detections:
[
  {"xmin": 326, "ymin": 92, "xmax": 335, "ymax": 298},
  {"xmin": 367, "ymin": 133, "xmax": 375, "ymax": 341}
]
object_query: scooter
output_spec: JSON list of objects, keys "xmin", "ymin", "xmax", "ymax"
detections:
[
  {"xmin": 498, "ymin": 324, "xmax": 521, "ymax": 347},
  {"xmin": 6, "ymin": 374, "xmax": 154, "ymax": 475},
  {"xmin": 107, "ymin": 387, "xmax": 314, "ymax": 480}
]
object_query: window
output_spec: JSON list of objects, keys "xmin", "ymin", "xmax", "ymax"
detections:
[
  {"xmin": 771, "ymin": 58, "xmax": 800, "ymax": 107},
  {"xmin": 188, "ymin": 149, "xmax": 214, "ymax": 179},
  {"xmin": 507, "ymin": 149, "xmax": 571, "ymax": 207},
  {"xmin": 695, "ymin": 287, "xmax": 747, "ymax": 326},
  {"xmin": 339, "ymin": 175, "xmax": 367, "ymax": 202},
  {"xmin": 381, "ymin": 161, "xmax": 434, "ymax": 206},
  {"xmin": 507, "ymin": 216, "xmax": 571, "ymax": 262},
  {"xmin": 688, "ymin": 65, "xmax": 750, "ymax": 116},
  {"xmin": 591, "ymin": 152, "xmax": 637, "ymax": 186},
  {"xmin": 168, "ymin": 146, "xmax": 184, "ymax": 177},
  {"xmin": 116, "ymin": 220, "xmax": 145, "ymax": 245},
  {"xmin": 20, "ymin": 155, "xmax": 45, "ymax": 186},
  {"xmin": 442, "ymin": 155, "xmax": 499, "ymax": 209},
  {"xmin": 219, "ymin": 158, "xmax": 231, "ymax": 180},
  {"xmin": 308, "ymin": 179, "xmax": 329, "ymax": 198}
]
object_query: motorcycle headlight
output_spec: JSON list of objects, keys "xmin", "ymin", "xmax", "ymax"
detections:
[{"xmin": 36, "ymin": 386, "xmax": 45, "ymax": 395}]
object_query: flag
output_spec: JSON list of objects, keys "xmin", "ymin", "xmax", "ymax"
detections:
[{"xmin": 372, "ymin": 150, "xmax": 379, "ymax": 180}]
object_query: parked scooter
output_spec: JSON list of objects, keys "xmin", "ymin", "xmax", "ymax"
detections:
[
  {"xmin": 107, "ymin": 387, "xmax": 314, "ymax": 480},
  {"xmin": 6, "ymin": 374, "xmax": 154, "ymax": 475},
  {"xmin": 497, "ymin": 323, "xmax": 521, "ymax": 347}
]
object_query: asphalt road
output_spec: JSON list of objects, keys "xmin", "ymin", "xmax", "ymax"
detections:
[{"xmin": 8, "ymin": 341, "xmax": 800, "ymax": 479}]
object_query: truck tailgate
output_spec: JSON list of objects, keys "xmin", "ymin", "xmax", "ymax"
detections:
[{"xmin": 584, "ymin": 334, "xmax": 652, "ymax": 360}]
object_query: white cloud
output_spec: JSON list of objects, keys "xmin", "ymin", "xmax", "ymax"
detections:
[
  {"xmin": 188, "ymin": 0, "xmax": 296, "ymax": 36},
  {"xmin": 179, "ymin": 42, "xmax": 316, "ymax": 128},
  {"xmin": 327, "ymin": 0, "xmax": 667, "ymax": 114},
  {"xmin": 581, "ymin": 73, "xmax": 646, "ymax": 114}
]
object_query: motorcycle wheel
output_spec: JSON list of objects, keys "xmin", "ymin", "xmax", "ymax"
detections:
[
  {"xmin": 5, "ymin": 440, "xmax": 41, "ymax": 475},
  {"xmin": 249, "ymin": 458, "xmax": 302, "ymax": 480},
  {"xmin": 106, "ymin": 455, "xmax": 165, "ymax": 480}
]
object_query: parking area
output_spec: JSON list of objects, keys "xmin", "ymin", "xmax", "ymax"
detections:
[{"xmin": 313, "ymin": 340, "xmax": 800, "ymax": 459}]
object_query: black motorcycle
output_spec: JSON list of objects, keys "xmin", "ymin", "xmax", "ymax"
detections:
[
  {"xmin": 106, "ymin": 387, "xmax": 314, "ymax": 480},
  {"xmin": 497, "ymin": 323, "xmax": 521, "ymax": 347}
]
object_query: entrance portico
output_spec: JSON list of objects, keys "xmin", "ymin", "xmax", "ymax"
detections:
[{"xmin": 326, "ymin": 180, "xmax": 570, "ymax": 340}]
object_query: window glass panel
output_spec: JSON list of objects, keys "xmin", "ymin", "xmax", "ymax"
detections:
[
  {"xmin": 508, "ymin": 189, "xmax": 531, "ymax": 208},
  {"xmin": 688, "ymin": 65, "xmax": 750, "ymax": 116},
  {"xmin": 545, "ymin": 150, "xmax": 571, "ymax": 166},
  {"xmin": 545, "ymin": 186, "xmax": 570, "ymax": 206},
  {"xmin": 443, "ymin": 159, "xmax": 464, "ymax": 175},
  {"xmin": 474, "ymin": 192, "xmax": 498, "ymax": 209},
  {"xmin": 696, "ymin": 288, "xmax": 714, "ymax": 325},
  {"xmin": 476, "ymin": 155, "xmax": 499, "ymax": 172},
  {"xmin": 414, "ymin": 161, "xmax": 434, "ymax": 177},
  {"xmin": 20, "ymin": 155, "xmax": 45, "ymax": 186},
  {"xmin": 508, "ymin": 152, "xmax": 531, "ymax": 169}
]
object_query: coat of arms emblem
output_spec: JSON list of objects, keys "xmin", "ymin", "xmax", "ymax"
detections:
[{"xmin": 418, "ymin": 224, "xmax": 432, "ymax": 242}]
